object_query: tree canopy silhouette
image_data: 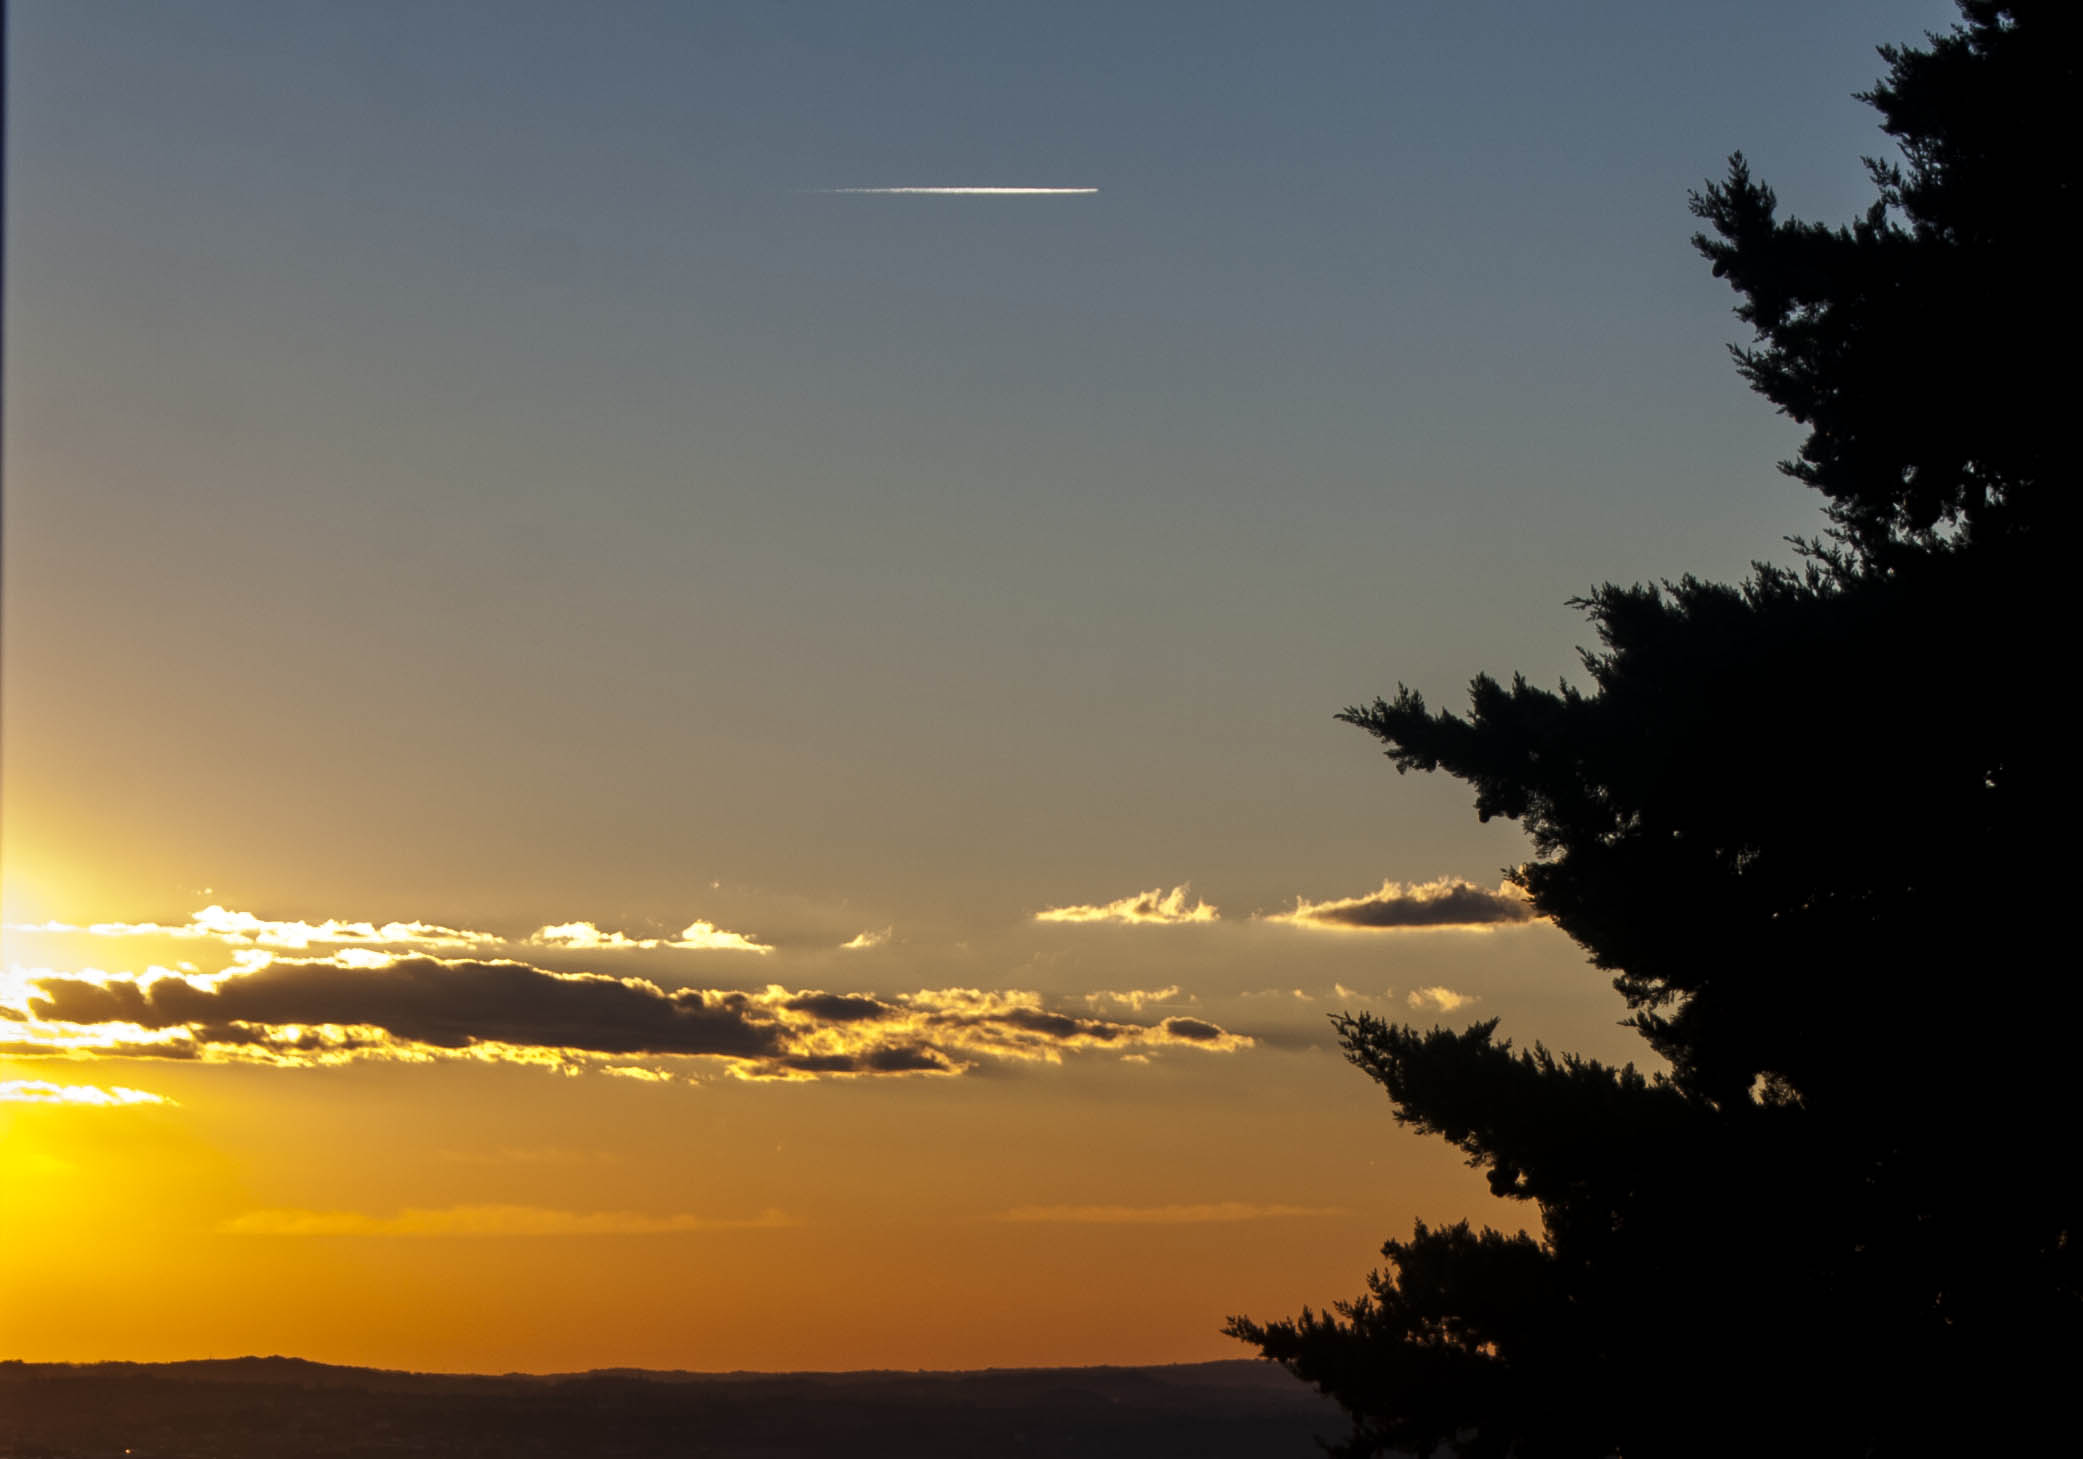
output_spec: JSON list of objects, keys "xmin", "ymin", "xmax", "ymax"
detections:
[{"xmin": 1227, "ymin": 5, "xmax": 2077, "ymax": 1454}]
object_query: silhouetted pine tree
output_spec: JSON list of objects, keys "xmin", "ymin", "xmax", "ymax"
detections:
[{"xmin": 1227, "ymin": 6, "xmax": 2077, "ymax": 1454}]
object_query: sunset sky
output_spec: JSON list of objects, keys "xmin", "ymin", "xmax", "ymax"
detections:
[{"xmin": 2, "ymin": 0, "xmax": 1955, "ymax": 1373}]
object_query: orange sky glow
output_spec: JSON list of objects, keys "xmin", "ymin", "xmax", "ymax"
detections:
[{"xmin": 3, "ymin": 0, "xmax": 1934, "ymax": 1374}]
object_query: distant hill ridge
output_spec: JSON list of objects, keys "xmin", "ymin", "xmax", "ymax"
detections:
[
  {"xmin": 0, "ymin": 1355, "xmax": 1341, "ymax": 1457},
  {"xmin": 2, "ymin": 1353, "xmax": 1288, "ymax": 1384}
]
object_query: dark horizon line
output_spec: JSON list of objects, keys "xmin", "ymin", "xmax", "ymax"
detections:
[{"xmin": 2, "ymin": 1352, "xmax": 1271, "ymax": 1382}]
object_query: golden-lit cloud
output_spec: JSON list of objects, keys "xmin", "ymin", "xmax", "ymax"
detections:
[
  {"xmin": 0, "ymin": 1077, "xmax": 175, "ymax": 1107},
  {"xmin": 527, "ymin": 920, "xmax": 771, "ymax": 954},
  {"xmin": 749, "ymin": 986, "xmax": 1249, "ymax": 1079},
  {"xmin": 1035, "ymin": 885, "xmax": 1218, "ymax": 925},
  {"xmin": 527, "ymin": 922, "xmax": 656, "ymax": 952},
  {"xmin": 6, "ymin": 905, "xmax": 495, "ymax": 951},
  {"xmin": 1, "ymin": 958, "xmax": 1250, "ymax": 1082},
  {"xmin": 7, "ymin": 904, "xmax": 778, "ymax": 960},
  {"xmin": 217, "ymin": 1205, "xmax": 799, "ymax": 1237},
  {"xmin": 997, "ymin": 1202, "xmax": 1343, "ymax": 1224},
  {"xmin": 668, "ymin": 920, "xmax": 770, "ymax": 953},
  {"xmin": 1265, "ymin": 878, "xmax": 1538, "ymax": 931},
  {"xmin": 839, "ymin": 926, "xmax": 892, "ymax": 951},
  {"xmin": 1406, "ymin": 986, "xmax": 1478, "ymax": 1013},
  {"xmin": 1082, "ymin": 986, "xmax": 1184, "ymax": 1012}
]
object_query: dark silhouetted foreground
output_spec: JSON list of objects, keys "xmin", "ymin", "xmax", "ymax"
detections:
[
  {"xmin": 1229, "ymin": 3, "xmax": 2077, "ymax": 1455},
  {"xmin": 0, "ymin": 1356, "xmax": 1342, "ymax": 1459}
]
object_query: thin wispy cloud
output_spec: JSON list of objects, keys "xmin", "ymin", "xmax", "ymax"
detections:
[
  {"xmin": 10, "ymin": 906, "xmax": 774, "ymax": 958},
  {"xmin": 218, "ymin": 1205, "xmax": 799, "ymax": 1237},
  {"xmin": 0, "ymin": 1078, "xmax": 174, "ymax": 1107},
  {"xmin": 435, "ymin": 1145, "xmax": 622, "ymax": 1167},
  {"xmin": 821, "ymin": 186, "xmax": 1098, "ymax": 196},
  {"xmin": 1036, "ymin": 885, "xmax": 1218, "ymax": 926},
  {"xmin": 7, "ymin": 906, "xmax": 493, "ymax": 951},
  {"xmin": 839, "ymin": 926, "xmax": 892, "ymax": 951},
  {"xmin": 527, "ymin": 919, "xmax": 770, "ymax": 954},
  {"xmin": 1266, "ymin": 878, "xmax": 1539, "ymax": 931},
  {"xmin": 998, "ymin": 1202, "xmax": 1342, "ymax": 1224},
  {"xmin": 1083, "ymin": 986, "xmax": 1184, "ymax": 1012}
]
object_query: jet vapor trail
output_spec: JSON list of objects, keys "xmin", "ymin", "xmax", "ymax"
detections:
[{"xmin": 823, "ymin": 186, "xmax": 1098, "ymax": 195}]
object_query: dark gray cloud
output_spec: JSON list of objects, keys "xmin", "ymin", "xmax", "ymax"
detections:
[
  {"xmin": 781, "ymin": 992, "xmax": 896, "ymax": 1022},
  {"xmin": 1271, "ymin": 878, "xmax": 1538, "ymax": 930},
  {"xmin": 983, "ymin": 1007, "xmax": 1123, "ymax": 1042},
  {"xmin": 769, "ymin": 1046, "xmax": 954, "ymax": 1078},
  {"xmin": 6, "ymin": 960, "xmax": 1252, "ymax": 1079},
  {"xmin": 24, "ymin": 959, "xmax": 780, "ymax": 1058}
]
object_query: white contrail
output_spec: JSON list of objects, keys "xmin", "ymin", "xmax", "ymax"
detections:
[{"xmin": 822, "ymin": 186, "xmax": 1098, "ymax": 196}]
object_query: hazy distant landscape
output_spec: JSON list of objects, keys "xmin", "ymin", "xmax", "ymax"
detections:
[{"xmin": 0, "ymin": 1357, "xmax": 1343, "ymax": 1459}]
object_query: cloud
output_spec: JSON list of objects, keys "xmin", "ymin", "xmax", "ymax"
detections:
[
  {"xmin": 0, "ymin": 1078, "xmax": 174, "ymax": 1107},
  {"xmin": 747, "ymin": 987, "xmax": 1253, "ymax": 1079},
  {"xmin": 1267, "ymin": 878, "xmax": 1539, "ymax": 931},
  {"xmin": 668, "ymin": 921, "xmax": 771, "ymax": 953},
  {"xmin": 527, "ymin": 919, "xmax": 770, "ymax": 954},
  {"xmin": 10, "ymin": 958, "xmax": 783, "ymax": 1061},
  {"xmin": 598, "ymin": 1065, "xmax": 678, "ymax": 1083},
  {"xmin": 781, "ymin": 992, "xmax": 896, "ymax": 1022},
  {"xmin": 8, "ymin": 906, "xmax": 493, "ymax": 951},
  {"xmin": 997, "ymin": 1202, "xmax": 1343, "ymax": 1224},
  {"xmin": 839, "ymin": 926, "xmax": 892, "ymax": 951},
  {"xmin": 1082, "ymin": 986, "xmax": 1183, "ymax": 1012},
  {"xmin": 1036, "ymin": 885, "xmax": 1217, "ymax": 926},
  {"xmin": 6, "ymin": 904, "xmax": 773, "ymax": 959},
  {"xmin": 1407, "ymin": 986, "xmax": 1478, "ymax": 1013},
  {"xmin": 823, "ymin": 186, "xmax": 1098, "ymax": 196},
  {"xmin": 217, "ymin": 1205, "xmax": 798, "ymax": 1237},
  {"xmin": 766, "ymin": 1046, "xmax": 956, "ymax": 1078},
  {"xmin": 1, "ymin": 961, "xmax": 1250, "ymax": 1081},
  {"xmin": 527, "ymin": 922, "xmax": 656, "ymax": 952}
]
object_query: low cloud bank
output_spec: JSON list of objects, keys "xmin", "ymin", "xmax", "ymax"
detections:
[{"xmin": 2, "ymin": 957, "xmax": 1250, "ymax": 1082}]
